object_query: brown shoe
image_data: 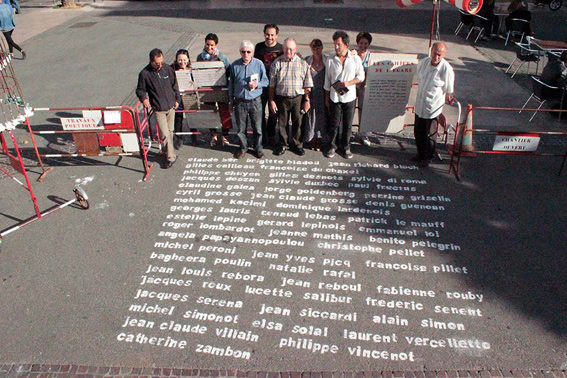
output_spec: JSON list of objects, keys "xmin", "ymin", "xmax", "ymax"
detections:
[
  {"xmin": 255, "ymin": 151, "xmax": 264, "ymax": 159},
  {"xmin": 164, "ymin": 156, "xmax": 177, "ymax": 169},
  {"xmin": 235, "ymin": 150, "xmax": 246, "ymax": 159}
]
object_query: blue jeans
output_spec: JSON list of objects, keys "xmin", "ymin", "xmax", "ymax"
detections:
[
  {"xmin": 234, "ymin": 97, "xmax": 263, "ymax": 153},
  {"xmin": 326, "ymin": 99, "xmax": 356, "ymax": 152}
]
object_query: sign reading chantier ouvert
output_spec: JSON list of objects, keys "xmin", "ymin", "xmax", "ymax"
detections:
[
  {"xmin": 360, "ymin": 53, "xmax": 418, "ymax": 134},
  {"xmin": 113, "ymin": 156, "xmax": 505, "ymax": 369}
]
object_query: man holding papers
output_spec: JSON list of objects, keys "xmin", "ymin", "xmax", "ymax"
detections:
[{"xmin": 228, "ymin": 40, "xmax": 269, "ymax": 159}]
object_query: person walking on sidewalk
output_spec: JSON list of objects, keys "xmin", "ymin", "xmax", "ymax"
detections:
[
  {"xmin": 413, "ymin": 42, "xmax": 454, "ymax": 167},
  {"xmin": 136, "ymin": 48, "xmax": 181, "ymax": 169},
  {"xmin": 0, "ymin": 0, "xmax": 25, "ymax": 59}
]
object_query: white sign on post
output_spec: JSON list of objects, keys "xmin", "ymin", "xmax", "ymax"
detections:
[
  {"xmin": 191, "ymin": 61, "xmax": 227, "ymax": 87},
  {"xmin": 175, "ymin": 70, "xmax": 195, "ymax": 93},
  {"xmin": 360, "ymin": 53, "xmax": 418, "ymax": 134},
  {"xmin": 493, "ymin": 133, "xmax": 540, "ymax": 152}
]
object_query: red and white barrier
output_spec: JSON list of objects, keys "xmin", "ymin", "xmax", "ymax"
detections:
[{"xmin": 396, "ymin": 0, "xmax": 484, "ymax": 14}]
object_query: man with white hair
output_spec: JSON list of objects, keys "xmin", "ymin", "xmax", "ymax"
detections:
[
  {"xmin": 413, "ymin": 42, "xmax": 454, "ymax": 167},
  {"xmin": 228, "ymin": 40, "xmax": 269, "ymax": 159},
  {"xmin": 269, "ymin": 37, "xmax": 313, "ymax": 156}
]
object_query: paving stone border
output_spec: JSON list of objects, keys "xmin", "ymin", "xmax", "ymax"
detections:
[{"xmin": 0, "ymin": 365, "xmax": 565, "ymax": 378}]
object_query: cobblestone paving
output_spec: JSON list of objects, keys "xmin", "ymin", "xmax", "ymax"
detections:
[{"xmin": 0, "ymin": 365, "xmax": 565, "ymax": 378}]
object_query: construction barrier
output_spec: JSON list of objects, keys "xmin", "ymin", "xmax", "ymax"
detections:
[
  {"xmin": 0, "ymin": 128, "xmax": 89, "ymax": 253},
  {"xmin": 30, "ymin": 106, "xmax": 153, "ymax": 181},
  {"xmin": 0, "ymin": 34, "xmax": 91, "ymax": 252},
  {"xmin": 135, "ymin": 89, "xmax": 224, "ymax": 150},
  {"xmin": 448, "ymin": 105, "xmax": 567, "ymax": 181}
]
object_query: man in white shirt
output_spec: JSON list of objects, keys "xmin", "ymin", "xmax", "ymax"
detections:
[
  {"xmin": 323, "ymin": 30, "xmax": 365, "ymax": 159},
  {"xmin": 413, "ymin": 42, "xmax": 455, "ymax": 167}
]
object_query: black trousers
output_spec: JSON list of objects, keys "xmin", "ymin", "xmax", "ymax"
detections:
[
  {"xmin": 414, "ymin": 115, "xmax": 439, "ymax": 161},
  {"xmin": 326, "ymin": 99, "xmax": 356, "ymax": 153},
  {"xmin": 3, "ymin": 30, "xmax": 22, "ymax": 54},
  {"xmin": 261, "ymin": 88, "xmax": 278, "ymax": 142}
]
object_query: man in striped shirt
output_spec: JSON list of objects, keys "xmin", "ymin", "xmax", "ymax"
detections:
[{"xmin": 269, "ymin": 38, "xmax": 313, "ymax": 156}]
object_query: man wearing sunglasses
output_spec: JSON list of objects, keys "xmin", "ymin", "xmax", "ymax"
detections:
[
  {"xmin": 229, "ymin": 40, "xmax": 269, "ymax": 159},
  {"xmin": 136, "ymin": 48, "xmax": 181, "ymax": 169}
]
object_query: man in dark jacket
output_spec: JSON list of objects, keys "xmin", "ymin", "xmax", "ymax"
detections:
[
  {"xmin": 136, "ymin": 48, "xmax": 181, "ymax": 168},
  {"xmin": 505, "ymin": 0, "xmax": 532, "ymax": 36}
]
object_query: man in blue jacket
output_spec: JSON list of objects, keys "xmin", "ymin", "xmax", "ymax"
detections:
[{"xmin": 229, "ymin": 40, "xmax": 269, "ymax": 159}]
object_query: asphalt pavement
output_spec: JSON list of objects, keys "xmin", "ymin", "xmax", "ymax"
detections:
[{"xmin": 0, "ymin": 0, "xmax": 566, "ymax": 375}]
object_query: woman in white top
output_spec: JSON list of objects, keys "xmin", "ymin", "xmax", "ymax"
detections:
[{"xmin": 354, "ymin": 31, "xmax": 373, "ymax": 146}]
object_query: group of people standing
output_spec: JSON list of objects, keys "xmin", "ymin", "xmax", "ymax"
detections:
[
  {"xmin": 136, "ymin": 25, "xmax": 455, "ymax": 169},
  {"xmin": 136, "ymin": 25, "xmax": 372, "ymax": 166},
  {"xmin": 229, "ymin": 25, "xmax": 369, "ymax": 161}
]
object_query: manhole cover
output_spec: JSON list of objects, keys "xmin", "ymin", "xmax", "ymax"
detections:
[{"xmin": 69, "ymin": 22, "xmax": 97, "ymax": 28}]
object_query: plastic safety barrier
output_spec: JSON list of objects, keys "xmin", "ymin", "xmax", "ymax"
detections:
[
  {"xmin": 448, "ymin": 105, "xmax": 567, "ymax": 181},
  {"xmin": 30, "ymin": 106, "xmax": 153, "ymax": 181}
]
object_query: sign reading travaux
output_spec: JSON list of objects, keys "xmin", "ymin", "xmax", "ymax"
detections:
[
  {"xmin": 60, "ymin": 117, "xmax": 103, "ymax": 130},
  {"xmin": 360, "ymin": 53, "xmax": 418, "ymax": 134},
  {"xmin": 493, "ymin": 133, "xmax": 540, "ymax": 152}
]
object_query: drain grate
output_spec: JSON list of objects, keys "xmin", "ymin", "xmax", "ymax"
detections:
[{"xmin": 69, "ymin": 22, "xmax": 97, "ymax": 28}]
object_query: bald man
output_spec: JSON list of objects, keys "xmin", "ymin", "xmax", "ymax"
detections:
[
  {"xmin": 413, "ymin": 42, "xmax": 455, "ymax": 167},
  {"xmin": 269, "ymin": 37, "xmax": 313, "ymax": 156}
]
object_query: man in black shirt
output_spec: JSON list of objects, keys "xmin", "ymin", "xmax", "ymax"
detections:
[
  {"xmin": 136, "ymin": 48, "xmax": 181, "ymax": 169},
  {"xmin": 254, "ymin": 24, "xmax": 284, "ymax": 147}
]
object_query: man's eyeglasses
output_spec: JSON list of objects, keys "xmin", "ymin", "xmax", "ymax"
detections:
[{"xmin": 240, "ymin": 50, "xmax": 253, "ymax": 54}]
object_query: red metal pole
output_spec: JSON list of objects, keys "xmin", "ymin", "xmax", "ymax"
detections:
[{"xmin": 429, "ymin": 0, "xmax": 437, "ymax": 49}]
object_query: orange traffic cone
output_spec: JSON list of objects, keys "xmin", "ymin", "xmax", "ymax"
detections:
[{"xmin": 457, "ymin": 104, "xmax": 474, "ymax": 153}]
